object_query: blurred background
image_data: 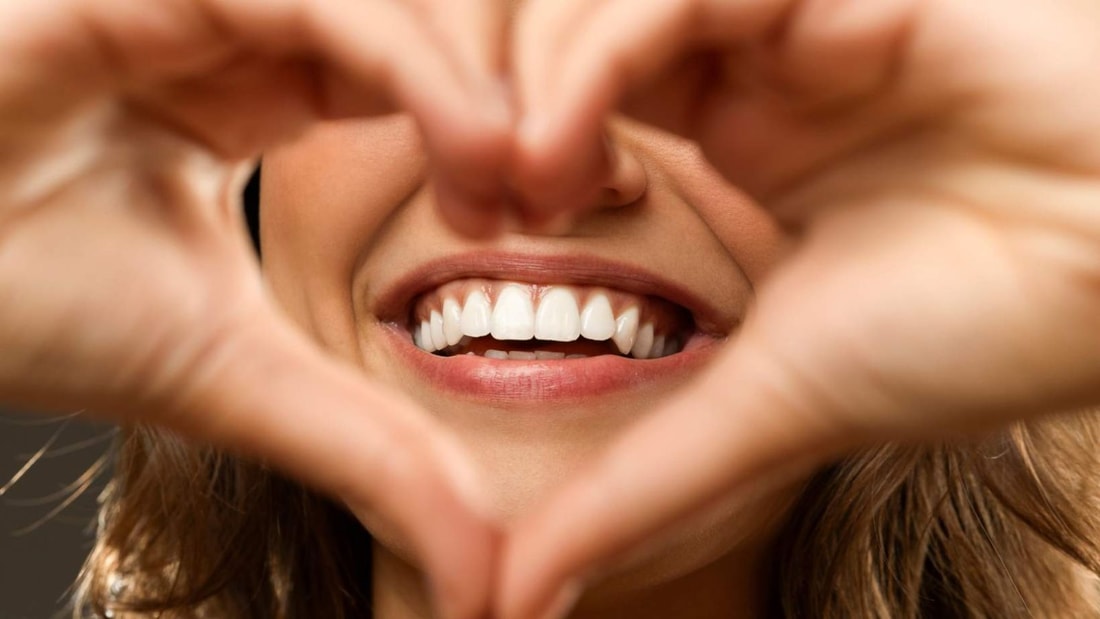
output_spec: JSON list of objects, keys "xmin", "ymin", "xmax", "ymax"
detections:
[{"xmin": 0, "ymin": 411, "xmax": 112, "ymax": 619}]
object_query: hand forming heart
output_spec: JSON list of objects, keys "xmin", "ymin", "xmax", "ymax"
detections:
[
  {"xmin": 499, "ymin": 1, "xmax": 1100, "ymax": 617},
  {"xmin": 3, "ymin": 2, "xmax": 1100, "ymax": 619},
  {"xmin": 0, "ymin": 1, "xmax": 508, "ymax": 618}
]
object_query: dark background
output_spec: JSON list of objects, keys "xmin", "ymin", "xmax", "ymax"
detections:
[
  {"xmin": 0, "ymin": 412, "xmax": 112, "ymax": 619},
  {"xmin": 0, "ymin": 172, "xmax": 262, "ymax": 618}
]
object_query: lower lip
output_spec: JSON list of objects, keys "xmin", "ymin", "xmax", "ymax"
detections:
[{"xmin": 382, "ymin": 325, "xmax": 723, "ymax": 403}]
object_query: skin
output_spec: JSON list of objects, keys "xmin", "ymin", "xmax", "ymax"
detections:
[
  {"xmin": 2, "ymin": 0, "xmax": 1100, "ymax": 618},
  {"xmin": 500, "ymin": 1, "xmax": 1100, "ymax": 617},
  {"xmin": 261, "ymin": 115, "xmax": 791, "ymax": 618},
  {"xmin": 0, "ymin": 2, "xmax": 508, "ymax": 618}
]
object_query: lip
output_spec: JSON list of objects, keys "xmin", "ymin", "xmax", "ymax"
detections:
[
  {"xmin": 382, "ymin": 323, "xmax": 724, "ymax": 403},
  {"xmin": 372, "ymin": 251, "xmax": 736, "ymax": 336},
  {"xmin": 368, "ymin": 250, "xmax": 735, "ymax": 403}
]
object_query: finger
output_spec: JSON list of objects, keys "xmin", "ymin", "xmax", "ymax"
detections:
[
  {"xmin": 400, "ymin": 0, "xmax": 507, "ymax": 77},
  {"xmin": 12, "ymin": 0, "xmax": 512, "ymax": 207},
  {"xmin": 206, "ymin": 0, "xmax": 515, "ymax": 181},
  {"xmin": 497, "ymin": 330, "xmax": 850, "ymax": 619},
  {"xmin": 512, "ymin": 0, "xmax": 602, "ymax": 124},
  {"xmin": 513, "ymin": 0, "xmax": 790, "ymax": 218},
  {"xmin": 514, "ymin": 0, "xmax": 924, "ymax": 212},
  {"xmin": 395, "ymin": 0, "xmax": 516, "ymax": 235},
  {"xmin": 166, "ymin": 308, "xmax": 498, "ymax": 619},
  {"xmin": 228, "ymin": 0, "xmax": 515, "ymax": 233},
  {"xmin": 510, "ymin": 0, "xmax": 611, "ymax": 217}
]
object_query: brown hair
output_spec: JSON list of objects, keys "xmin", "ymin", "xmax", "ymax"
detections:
[{"xmin": 75, "ymin": 413, "xmax": 1100, "ymax": 618}]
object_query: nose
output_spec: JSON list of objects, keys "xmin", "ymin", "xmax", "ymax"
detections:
[{"xmin": 594, "ymin": 132, "xmax": 648, "ymax": 209}]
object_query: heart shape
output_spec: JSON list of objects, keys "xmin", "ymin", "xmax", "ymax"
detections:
[{"xmin": 4, "ymin": 1, "xmax": 1100, "ymax": 619}]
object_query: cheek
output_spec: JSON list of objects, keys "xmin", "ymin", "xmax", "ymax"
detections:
[{"xmin": 258, "ymin": 117, "xmax": 426, "ymax": 342}]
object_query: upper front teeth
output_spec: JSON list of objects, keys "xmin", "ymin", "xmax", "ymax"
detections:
[
  {"xmin": 411, "ymin": 282, "xmax": 684, "ymax": 359},
  {"xmin": 534, "ymin": 287, "xmax": 582, "ymax": 342},
  {"xmin": 491, "ymin": 285, "xmax": 535, "ymax": 340}
]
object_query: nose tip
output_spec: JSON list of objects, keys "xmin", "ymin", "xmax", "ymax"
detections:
[{"xmin": 595, "ymin": 133, "xmax": 648, "ymax": 209}]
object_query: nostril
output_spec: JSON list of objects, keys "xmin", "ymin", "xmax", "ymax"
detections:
[{"xmin": 596, "ymin": 135, "xmax": 648, "ymax": 209}]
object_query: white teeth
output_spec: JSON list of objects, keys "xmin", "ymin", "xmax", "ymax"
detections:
[
  {"xmin": 650, "ymin": 335, "xmax": 666, "ymax": 359},
  {"xmin": 579, "ymin": 293, "xmax": 615, "ymax": 341},
  {"xmin": 491, "ymin": 285, "xmax": 535, "ymax": 340},
  {"xmin": 443, "ymin": 298, "xmax": 464, "ymax": 346},
  {"xmin": 534, "ymin": 287, "xmax": 581, "ymax": 342},
  {"xmin": 461, "ymin": 290, "xmax": 492, "ymax": 338},
  {"xmin": 414, "ymin": 284, "xmax": 685, "ymax": 360},
  {"xmin": 612, "ymin": 307, "xmax": 640, "ymax": 354},
  {"xmin": 632, "ymin": 323, "xmax": 654, "ymax": 359},
  {"xmin": 430, "ymin": 311, "xmax": 447, "ymax": 351},
  {"xmin": 419, "ymin": 321, "xmax": 434, "ymax": 352}
]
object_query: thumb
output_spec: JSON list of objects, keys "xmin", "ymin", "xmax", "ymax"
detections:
[
  {"xmin": 497, "ymin": 327, "xmax": 852, "ymax": 619},
  {"xmin": 161, "ymin": 307, "xmax": 497, "ymax": 619}
]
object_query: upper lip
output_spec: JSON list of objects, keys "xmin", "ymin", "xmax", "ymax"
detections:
[{"xmin": 371, "ymin": 250, "xmax": 735, "ymax": 336}]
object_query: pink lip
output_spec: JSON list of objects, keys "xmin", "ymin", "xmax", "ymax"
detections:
[
  {"xmin": 382, "ymin": 324, "xmax": 723, "ymax": 403},
  {"xmin": 372, "ymin": 251, "xmax": 734, "ymax": 402},
  {"xmin": 372, "ymin": 251, "xmax": 735, "ymax": 335}
]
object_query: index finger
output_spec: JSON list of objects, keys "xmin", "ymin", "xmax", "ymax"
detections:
[
  {"xmin": 167, "ymin": 310, "xmax": 499, "ymax": 619},
  {"xmin": 397, "ymin": 0, "xmax": 515, "ymax": 236},
  {"xmin": 512, "ymin": 0, "xmax": 793, "ymax": 215}
]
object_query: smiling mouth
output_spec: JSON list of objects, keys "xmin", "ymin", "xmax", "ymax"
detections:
[{"xmin": 407, "ymin": 278, "xmax": 695, "ymax": 361}]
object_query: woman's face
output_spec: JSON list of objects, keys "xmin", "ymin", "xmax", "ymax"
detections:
[{"xmin": 261, "ymin": 115, "xmax": 794, "ymax": 599}]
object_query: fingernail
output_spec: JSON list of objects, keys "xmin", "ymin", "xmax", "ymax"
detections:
[{"xmin": 537, "ymin": 580, "xmax": 583, "ymax": 619}]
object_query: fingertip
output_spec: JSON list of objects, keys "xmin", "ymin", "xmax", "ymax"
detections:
[
  {"xmin": 431, "ymin": 527, "xmax": 501, "ymax": 619},
  {"xmin": 513, "ymin": 116, "xmax": 610, "ymax": 220},
  {"xmin": 495, "ymin": 520, "xmax": 569, "ymax": 619},
  {"xmin": 433, "ymin": 173, "xmax": 507, "ymax": 239},
  {"xmin": 537, "ymin": 580, "xmax": 584, "ymax": 619},
  {"xmin": 497, "ymin": 566, "xmax": 581, "ymax": 619},
  {"xmin": 422, "ymin": 81, "xmax": 516, "ymax": 239}
]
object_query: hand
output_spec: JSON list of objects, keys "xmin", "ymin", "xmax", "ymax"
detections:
[
  {"xmin": 501, "ymin": 1, "xmax": 1100, "ymax": 617},
  {"xmin": 0, "ymin": 1, "xmax": 510, "ymax": 617}
]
